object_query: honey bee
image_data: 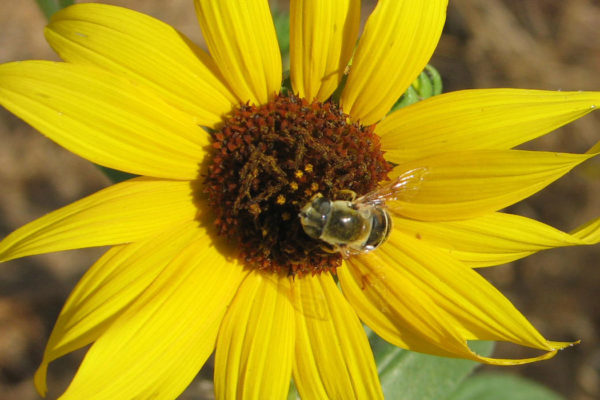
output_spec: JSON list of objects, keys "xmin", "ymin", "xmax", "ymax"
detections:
[{"xmin": 299, "ymin": 167, "xmax": 427, "ymax": 258}]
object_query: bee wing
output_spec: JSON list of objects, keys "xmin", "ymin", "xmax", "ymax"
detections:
[{"xmin": 355, "ymin": 167, "xmax": 428, "ymax": 206}]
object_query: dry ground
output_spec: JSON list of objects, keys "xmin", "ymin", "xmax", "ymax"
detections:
[{"xmin": 0, "ymin": 1, "xmax": 599, "ymax": 399}]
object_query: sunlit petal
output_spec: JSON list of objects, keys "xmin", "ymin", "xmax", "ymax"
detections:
[
  {"xmin": 59, "ymin": 238, "xmax": 247, "ymax": 399},
  {"xmin": 34, "ymin": 221, "xmax": 203, "ymax": 396},
  {"xmin": 341, "ymin": 0, "xmax": 447, "ymax": 124},
  {"xmin": 339, "ymin": 231, "xmax": 574, "ymax": 365},
  {"xmin": 393, "ymin": 212, "xmax": 600, "ymax": 267},
  {"xmin": 46, "ymin": 3, "xmax": 237, "ymax": 128},
  {"xmin": 290, "ymin": 0, "xmax": 360, "ymax": 101},
  {"xmin": 572, "ymin": 216, "xmax": 600, "ymax": 243},
  {"xmin": 215, "ymin": 272, "xmax": 294, "ymax": 400},
  {"xmin": 194, "ymin": 0, "xmax": 282, "ymax": 105},
  {"xmin": 389, "ymin": 149, "xmax": 596, "ymax": 221},
  {"xmin": 0, "ymin": 178, "xmax": 197, "ymax": 261},
  {"xmin": 379, "ymin": 89, "xmax": 600, "ymax": 163},
  {"xmin": 292, "ymin": 273, "xmax": 383, "ymax": 400},
  {"xmin": 0, "ymin": 61, "xmax": 206, "ymax": 179}
]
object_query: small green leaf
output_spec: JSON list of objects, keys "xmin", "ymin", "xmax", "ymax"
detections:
[
  {"xmin": 34, "ymin": 0, "xmax": 74, "ymax": 19},
  {"xmin": 330, "ymin": 72, "xmax": 349, "ymax": 103},
  {"xmin": 424, "ymin": 64, "xmax": 443, "ymax": 96},
  {"xmin": 97, "ymin": 166, "xmax": 136, "ymax": 183},
  {"xmin": 448, "ymin": 372, "xmax": 564, "ymax": 400},
  {"xmin": 369, "ymin": 328, "xmax": 494, "ymax": 400},
  {"xmin": 392, "ymin": 64, "xmax": 443, "ymax": 111},
  {"xmin": 415, "ymin": 71, "xmax": 434, "ymax": 99},
  {"xmin": 272, "ymin": 7, "xmax": 291, "ymax": 71},
  {"xmin": 287, "ymin": 378, "xmax": 300, "ymax": 400},
  {"xmin": 392, "ymin": 85, "xmax": 420, "ymax": 110},
  {"xmin": 281, "ymin": 74, "xmax": 293, "ymax": 95}
]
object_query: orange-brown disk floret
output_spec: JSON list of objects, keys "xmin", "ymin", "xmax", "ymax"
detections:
[{"xmin": 203, "ymin": 93, "xmax": 392, "ymax": 276}]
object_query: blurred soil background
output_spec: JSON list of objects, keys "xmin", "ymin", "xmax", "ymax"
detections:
[{"xmin": 0, "ymin": 0, "xmax": 599, "ymax": 399}]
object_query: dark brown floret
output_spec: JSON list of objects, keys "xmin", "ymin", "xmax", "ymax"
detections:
[{"xmin": 203, "ymin": 93, "xmax": 391, "ymax": 276}]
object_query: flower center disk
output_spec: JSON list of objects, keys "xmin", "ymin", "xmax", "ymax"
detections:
[{"xmin": 204, "ymin": 93, "xmax": 391, "ymax": 276}]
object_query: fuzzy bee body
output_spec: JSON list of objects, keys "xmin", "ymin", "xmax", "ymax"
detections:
[{"xmin": 299, "ymin": 167, "xmax": 427, "ymax": 258}]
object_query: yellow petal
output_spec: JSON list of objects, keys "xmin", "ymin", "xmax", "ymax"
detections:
[
  {"xmin": 0, "ymin": 178, "xmax": 197, "ymax": 262},
  {"xmin": 45, "ymin": 3, "xmax": 237, "ymax": 128},
  {"xmin": 0, "ymin": 61, "xmax": 206, "ymax": 179},
  {"xmin": 58, "ymin": 236, "xmax": 247, "ymax": 399},
  {"xmin": 215, "ymin": 272, "xmax": 294, "ymax": 400},
  {"xmin": 378, "ymin": 89, "xmax": 600, "ymax": 163},
  {"xmin": 339, "ymin": 231, "xmax": 573, "ymax": 365},
  {"xmin": 341, "ymin": 0, "xmax": 447, "ymax": 125},
  {"xmin": 393, "ymin": 212, "xmax": 600, "ymax": 268},
  {"xmin": 389, "ymin": 149, "xmax": 596, "ymax": 221},
  {"xmin": 586, "ymin": 140, "xmax": 600, "ymax": 155},
  {"xmin": 290, "ymin": 0, "xmax": 360, "ymax": 101},
  {"xmin": 194, "ymin": 0, "xmax": 282, "ymax": 105},
  {"xmin": 34, "ymin": 221, "xmax": 203, "ymax": 396},
  {"xmin": 292, "ymin": 273, "xmax": 383, "ymax": 400},
  {"xmin": 572, "ymin": 216, "xmax": 600, "ymax": 243}
]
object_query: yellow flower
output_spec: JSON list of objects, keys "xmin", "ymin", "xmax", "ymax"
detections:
[{"xmin": 0, "ymin": 1, "xmax": 599, "ymax": 399}]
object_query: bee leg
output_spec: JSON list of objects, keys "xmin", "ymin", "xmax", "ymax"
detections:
[
  {"xmin": 320, "ymin": 244, "xmax": 353, "ymax": 259},
  {"xmin": 337, "ymin": 189, "xmax": 357, "ymax": 201},
  {"xmin": 319, "ymin": 244, "xmax": 339, "ymax": 254},
  {"xmin": 339, "ymin": 247, "xmax": 352, "ymax": 259}
]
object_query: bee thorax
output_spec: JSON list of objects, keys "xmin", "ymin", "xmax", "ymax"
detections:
[{"xmin": 324, "ymin": 206, "xmax": 369, "ymax": 243}]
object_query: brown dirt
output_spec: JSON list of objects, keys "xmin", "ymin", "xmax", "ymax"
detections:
[{"xmin": 0, "ymin": 1, "xmax": 599, "ymax": 399}]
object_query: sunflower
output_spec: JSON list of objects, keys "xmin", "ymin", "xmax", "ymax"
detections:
[{"xmin": 1, "ymin": 0, "xmax": 599, "ymax": 399}]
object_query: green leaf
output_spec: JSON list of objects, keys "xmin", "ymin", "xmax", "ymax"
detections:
[
  {"xmin": 424, "ymin": 64, "xmax": 443, "ymax": 96},
  {"xmin": 391, "ymin": 64, "xmax": 443, "ymax": 111},
  {"xmin": 448, "ymin": 372, "xmax": 564, "ymax": 400},
  {"xmin": 34, "ymin": 0, "xmax": 74, "ymax": 19},
  {"xmin": 369, "ymin": 328, "xmax": 494, "ymax": 400},
  {"xmin": 272, "ymin": 6, "xmax": 290, "ymax": 71},
  {"xmin": 97, "ymin": 166, "xmax": 136, "ymax": 183},
  {"xmin": 392, "ymin": 85, "xmax": 420, "ymax": 110},
  {"xmin": 287, "ymin": 378, "xmax": 300, "ymax": 400}
]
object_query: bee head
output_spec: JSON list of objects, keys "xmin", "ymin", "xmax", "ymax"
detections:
[{"xmin": 299, "ymin": 194, "xmax": 331, "ymax": 239}]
